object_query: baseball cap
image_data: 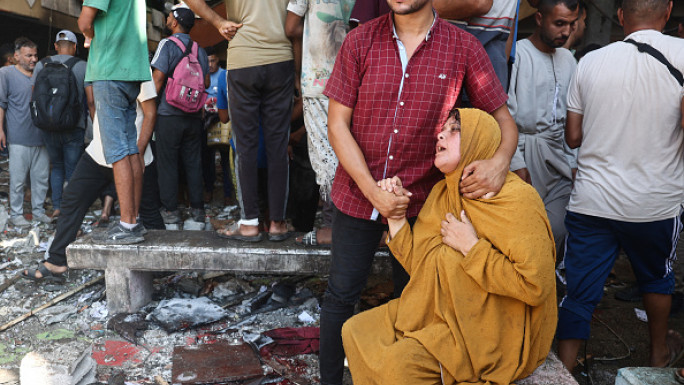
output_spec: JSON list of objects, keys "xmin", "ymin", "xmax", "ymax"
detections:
[
  {"xmin": 172, "ymin": 4, "xmax": 196, "ymax": 31},
  {"xmin": 55, "ymin": 30, "xmax": 77, "ymax": 44}
]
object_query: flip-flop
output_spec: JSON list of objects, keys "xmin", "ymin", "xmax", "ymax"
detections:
[
  {"xmin": 21, "ymin": 261, "xmax": 66, "ymax": 283},
  {"xmin": 268, "ymin": 231, "xmax": 292, "ymax": 242},
  {"xmin": 667, "ymin": 330, "xmax": 684, "ymax": 368},
  {"xmin": 675, "ymin": 368, "xmax": 684, "ymax": 384},
  {"xmin": 295, "ymin": 230, "xmax": 331, "ymax": 248},
  {"xmin": 216, "ymin": 223, "xmax": 264, "ymax": 243}
]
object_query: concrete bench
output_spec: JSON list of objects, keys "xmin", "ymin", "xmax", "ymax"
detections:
[{"xmin": 67, "ymin": 230, "xmax": 391, "ymax": 313}]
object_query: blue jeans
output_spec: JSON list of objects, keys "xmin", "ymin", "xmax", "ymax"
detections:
[
  {"xmin": 92, "ymin": 81, "xmax": 139, "ymax": 164},
  {"xmin": 40, "ymin": 129, "xmax": 85, "ymax": 210}
]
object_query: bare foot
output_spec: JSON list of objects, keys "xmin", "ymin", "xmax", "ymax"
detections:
[{"xmin": 268, "ymin": 220, "xmax": 288, "ymax": 236}]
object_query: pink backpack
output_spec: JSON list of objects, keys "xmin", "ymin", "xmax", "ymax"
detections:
[{"xmin": 165, "ymin": 36, "xmax": 207, "ymax": 113}]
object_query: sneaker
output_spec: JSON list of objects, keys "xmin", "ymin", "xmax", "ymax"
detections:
[
  {"xmin": 190, "ymin": 208, "xmax": 205, "ymax": 223},
  {"xmin": 10, "ymin": 215, "xmax": 30, "ymax": 228},
  {"xmin": 32, "ymin": 213, "xmax": 53, "ymax": 224},
  {"xmin": 132, "ymin": 222, "xmax": 148, "ymax": 236},
  {"xmin": 160, "ymin": 209, "xmax": 181, "ymax": 224},
  {"xmin": 103, "ymin": 223, "xmax": 144, "ymax": 245}
]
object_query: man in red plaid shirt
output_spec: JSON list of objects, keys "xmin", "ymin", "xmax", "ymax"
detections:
[{"xmin": 319, "ymin": 0, "xmax": 517, "ymax": 383}]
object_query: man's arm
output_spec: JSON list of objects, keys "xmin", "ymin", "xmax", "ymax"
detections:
[
  {"xmin": 152, "ymin": 69, "xmax": 167, "ymax": 95},
  {"xmin": 138, "ymin": 98, "xmax": 156, "ymax": 156},
  {"xmin": 328, "ymin": 99, "xmax": 410, "ymax": 218},
  {"xmin": 85, "ymin": 85, "xmax": 95, "ymax": 120},
  {"xmin": 0, "ymin": 108, "xmax": 5, "ymax": 149},
  {"xmin": 460, "ymin": 104, "xmax": 518, "ymax": 198},
  {"xmin": 183, "ymin": 0, "xmax": 243, "ymax": 41},
  {"xmin": 285, "ymin": 11, "xmax": 304, "ymax": 95},
  {"xmin": 565, "ymin": 111, "xmax": 582, "ymax": 149},
  {"xmin": 78, "ymin": 6, "xmax": 98, "ymax": 47},
  {"xmin": 433, "ymin": 0, "xmax": 493, "ymax": 20}
]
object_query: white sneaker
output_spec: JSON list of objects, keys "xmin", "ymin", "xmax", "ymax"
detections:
[
  {"xmin": 10, "ymin": 215, "xmax": 30, "ymax": 227},
  {"xmin": 32, "ymin": 213, "xmax": 52, "ymax": 224}
]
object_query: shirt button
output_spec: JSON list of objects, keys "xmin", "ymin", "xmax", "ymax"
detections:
[
  {"xmin": 399, "ymin": 101, "xmax": 404, "ymax": 106},
  {"xmin": 394, "ymin": 129, "xmax": 398, "ymax": 134},
  {"xmin": 389, "ymin": 155, "xmax": 394, "ymax": 160},
  {"xmin": 404, "ymin": 74, "xmax": 409, "ymax": 79}
]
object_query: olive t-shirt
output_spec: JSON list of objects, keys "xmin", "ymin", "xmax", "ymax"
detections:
[
  {"xmin": 224, "ymin": 0, "xmax": 293, "ymax": 70},
  {"xmin": 83, "ymin": 0, "xmax": 151, "ymax": 82}
]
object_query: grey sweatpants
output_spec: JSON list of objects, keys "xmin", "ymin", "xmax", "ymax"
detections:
[{"xmin": 9, "ymin": 144, "xmax": 49, "ymax": 218}]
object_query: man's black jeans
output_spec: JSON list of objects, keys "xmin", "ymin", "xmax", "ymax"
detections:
[
  {"xmin": 319, "ymin": 206, "xmax": 412, "ymax": 385},
  {"xmin": 46, "ymin": 150, "xmax": 164, "ymax": 267}
]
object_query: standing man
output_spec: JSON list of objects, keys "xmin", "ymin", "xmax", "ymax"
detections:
[
  {"xmin": 507, "ymin": 0, "xmax": 579, "ymax": 253},
  {"xmin": 185, "ymin": 0, "xmax": 293, "ymax": 242},
  {"xmin": 558, "ymin": 0, "xmax": 684, "ymax": 371},
  {"xmin": 0, "ymin": 37, "xmax": 51, "ymax": 227},
  {"xmin": 201, "ymin": 46, "xmax": 233, "ymax": 207},
  {"xmin": 286, "ymin": 0, "xmax": 356, "ymax": 247},
  {"xmin": 78, "ymin": 0, "xmax": 151, "ymax": 243},
  {"xmin": 31, "ymin": 30, "xmax": 94, "ymax": 219},
  {"xmin": 321, "ymin": 0, "xmax": 518, "ymax": 384},
  {"xmin": 151, "ymin": 5, "xmax": 210, "ymax": 227}
]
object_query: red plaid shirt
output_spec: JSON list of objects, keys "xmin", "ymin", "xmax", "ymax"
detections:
[{"xmin": 324, "ymin": 13, "xmax": 507, "ymax": 220}]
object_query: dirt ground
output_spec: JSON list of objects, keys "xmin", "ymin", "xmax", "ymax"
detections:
[{"xmin": 0, "ymin": 155, "xmax": 682, "ymax": 385}]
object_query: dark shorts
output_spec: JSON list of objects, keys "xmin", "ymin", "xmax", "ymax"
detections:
[{"xmin": 557, "ymin": 211, "xmax": 681, "ymax": 340}]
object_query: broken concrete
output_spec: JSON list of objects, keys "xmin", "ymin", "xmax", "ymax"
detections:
[
  {"xmin": 518, "ymin": 351, "xmax": 578, "ymax": 385},
  {"xmin": 20, "ymin": 340, "xmax": 95, "ymax": 385}
]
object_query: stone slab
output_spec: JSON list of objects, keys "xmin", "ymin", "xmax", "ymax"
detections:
[
  {"xmin": 172, "ymin": 342, "xmax": 263, "ymax": 384},
  {"xmin": 20, "ymin": 341, "xmax": 94, "ymax": 385},
  {"xmin": 518, "ymin": 351, "xmax": 579, "ymax": 385},
  {"xmin": 67, "ymin": 230, "xmax": 391, "ymax": 312},
  {"xmin": 68, "ymin": 230, "xmax": 391, "ymax": 275},
  {"xmin": 615, "ymin": 367, "xmax": 681, "ymax": 385}
]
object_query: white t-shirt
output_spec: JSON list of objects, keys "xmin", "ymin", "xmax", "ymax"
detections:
[
  {"xmin": 86, "ymin": 80, "xmax": 156, "ymax": 168},
  {"xmin": 567, "ymin": 29, "xmax": 684, "ymax": 222},
  {"xmin": 287, "ymin": 0, "xmax": 353, "ymax": 98}
]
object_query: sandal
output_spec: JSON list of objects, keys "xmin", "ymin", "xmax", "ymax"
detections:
[
  {"xmin": 21, "ymin": 261, "xmax": 67, "ymax": 283},
  {"xmin": 268, "ymin": 231, "xmax": 292, "ymax": 242},
  {"xmin": 295, "ymin": 230, "xmax": 331, "ymax": 248},
  {"xmin": 216, "ymin": 222, "xmax": 264, "ymax": 243}
]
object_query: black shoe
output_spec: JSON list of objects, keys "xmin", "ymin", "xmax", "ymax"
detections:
[
  {"xmin": 190, "ymin": 208, "xmax": 205, "ymax": 223},
  {"xmin": 102, "ymin": 223, "xmax": 144, "ymax": 245}
]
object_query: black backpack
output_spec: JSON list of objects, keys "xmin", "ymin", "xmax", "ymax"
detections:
[{"xmin": 30, "ymin": 56, "xmax": 82, "ymax": 131}]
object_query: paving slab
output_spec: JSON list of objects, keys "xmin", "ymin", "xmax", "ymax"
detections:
[
  {"xmin": 615, "ymin": 367, "xmax": 682, "ymax": 385},
  {"xmin": 171, "ymin": 341, "xmax": 264, "ymax": 384},
  {"xmin": 20, "ymin": 338, "xmax": 94, "ymax": 385}
]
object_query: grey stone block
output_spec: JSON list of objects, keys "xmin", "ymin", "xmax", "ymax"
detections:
[
  {"xmin": 615, "ymin": 367, "xmax": 680, "ymax": 385},
  {"xmin": 518, "ymin": 352, "xmax": 579, "ymax": 385},
  {"xmin": 67, "ymin": 230, "xmax": 391, "ymax": 312}
]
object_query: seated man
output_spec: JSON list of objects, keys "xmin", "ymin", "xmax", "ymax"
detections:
[{"xmin": 342, "ymin": 108, "xmax": 557, "ymax": 385}]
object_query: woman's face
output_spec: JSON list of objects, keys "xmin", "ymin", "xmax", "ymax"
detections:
[{"xmin": 434, "ymin": 115, "xmax": 462, "ymax": 174}]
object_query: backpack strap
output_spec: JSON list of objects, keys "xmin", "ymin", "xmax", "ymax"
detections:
[
  {"xmin": 167, "ymin": 36, "xmax": 196, "ymax": 77},
  {"xmin": 63, "ymin": 56, "xmax": 81, "ymax": 71},
  {"xmin": 624, "ymin": 39, "xmax": 684, "ymax": 87}
]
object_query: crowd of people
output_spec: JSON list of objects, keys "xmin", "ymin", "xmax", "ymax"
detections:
[{"xmin": 1, "ymin": 0, "xmax": 684, "ymax": 383}]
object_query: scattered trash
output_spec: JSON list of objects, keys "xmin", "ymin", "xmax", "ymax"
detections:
[
  {"xmin": 261, "ymin": 327, "xmax": 320, "ymax": 356},
  {"xmin": 36, "ymin": 305, "xmax": 77, "ymax": 325},
  {"xmin": 634, "ymin": 308, "xmax": 648, "ymax": 322},
  {"xmin": 107, "ymin": 313, "xmax": 148, "ymax": 344},
  {"xmin": 89, "ymin": 301, "xmax": 109, "ymax": 320},
  {"xmin": 298, "ymin": 311, "xmax": 315, "ymax": 324},
  {"xmin": 149, "ymin": 297, "xmax": 228, "ymax": 332}
]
